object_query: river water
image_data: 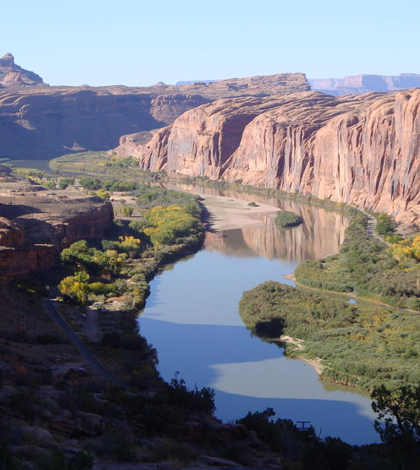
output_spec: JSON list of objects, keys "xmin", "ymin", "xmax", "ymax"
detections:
[
  {"xmin": 138, "ymin": 188, "xmax": 380, "ymax": 445},
  {"xmin": 7, "ymin": 159, "xmax": 380, "ymax": 443}
]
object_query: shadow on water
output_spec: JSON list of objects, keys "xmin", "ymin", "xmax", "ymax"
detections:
[
  {"xmin": 214, "ymin": 391, "xmax": 379, "ymax": 445},
  {"xmin": 136, "ymin": 195, "xmax": 378, "ymax": 444},
  {"xmin": 139, "ymin": 317, "xmax": 379, "ymax": 445}
]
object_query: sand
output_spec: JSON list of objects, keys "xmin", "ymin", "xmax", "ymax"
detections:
[{"xmin": 200, "ymin": 194, "xmax": 281, "ymax": 231}]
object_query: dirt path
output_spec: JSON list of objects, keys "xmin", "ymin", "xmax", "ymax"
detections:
[
  {"xmin": 44, "ymin": 295, "xmax": 127, "ymax": 389},
  {"xmin": 358, "ymin": 208, "xmax": 389, "ymax": 245},
  {"xmin": 85, "ymin": 306, "xmax": 103, "ymax": 343}
]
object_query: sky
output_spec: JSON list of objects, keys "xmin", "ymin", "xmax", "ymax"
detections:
[{"xmin": 1, "ymin": 0, "xmax": 419, "ymax": 87}]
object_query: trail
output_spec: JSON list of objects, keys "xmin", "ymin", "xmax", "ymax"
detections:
[
  {"xmin": 44, "ymin": 293, "xmax": 128, "ymax": 389},
  {"xmin": 357, "ymin": 208, "xmax": 389, "ymax": 246}
]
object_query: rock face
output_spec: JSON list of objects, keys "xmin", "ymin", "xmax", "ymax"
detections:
[
  {"xmin": 0, "ymin": 53, "xmax": 44, "ymax": 88},
  {"xmin": 310, "ymin": 73, "xmax": 420, "ymax": 95},
  {"xmin": 124, "ymin": 89, "xmax": 420, "ymax": 227},
  {"xmin": 0, "ymin": 55, "xmax": 309, "ymax": 160},
  {"xmin": 0, "ymin": 166, "xmax": 114, "ymax": 277},
  {"xmin": 0, "ymin": 87, "xmax": 210, "ymax": 159}
]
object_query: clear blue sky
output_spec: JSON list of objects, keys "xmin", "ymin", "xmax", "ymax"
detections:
[{"xmin": 2, "ymin": 0, "xmax": 419, "ymax": 87}]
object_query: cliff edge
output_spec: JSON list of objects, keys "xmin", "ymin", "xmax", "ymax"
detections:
[{"xmin": 119, "ymin": 89, "xmax": 420, "ymax": 227}]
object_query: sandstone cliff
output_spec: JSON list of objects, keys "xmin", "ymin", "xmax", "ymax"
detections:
[
  {"xmin": 0, "ymin": 87, "xmax": 209, "ymax": 159},
  {"xmin": 0, "ymin": 167, "xmax": 114, "ymax": 277},
  {"xmin": 122, "ymin": 89, "xmax": 420, "ymax": 227},
  {"xmin": 0, "ymin": 55, "xmax": 309, "ymax": 160},
  {"xmin": 0, "ymin": 53, "xmax": 44, "ymax": 88}
]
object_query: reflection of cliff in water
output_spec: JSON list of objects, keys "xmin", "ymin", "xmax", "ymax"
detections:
[
  {"xmin": 165, "ymin": 182, "xmax": 348, "ymax": 262},
  {"xmin": 205, "ymin": 200, "xmax": 347, "ymax": 262}
]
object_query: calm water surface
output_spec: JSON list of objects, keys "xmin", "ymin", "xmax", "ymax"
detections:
[{"xmin": 138, "ymin": 194, "xmax": 380, "ymax": 445}]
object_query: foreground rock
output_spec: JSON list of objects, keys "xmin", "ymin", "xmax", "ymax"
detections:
[{"xmin": 122, "ymin": 89, "xmax": 420, "ymax": 228}]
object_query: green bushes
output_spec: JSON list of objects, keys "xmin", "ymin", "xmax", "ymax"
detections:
[
  {"xmin": 295, "ymin": 209, "xmax": 420, "ymax": 310},
  {"xmin": 239, "ymin": 281, "xmax": 420, "ymax": 389},
  {"xmin": 133, "ymin": 186, "xmax": 201, "ymax": 212},
  {"xmin": 275, "ymin": 210, "xmax": 303, "ymax": 228}
]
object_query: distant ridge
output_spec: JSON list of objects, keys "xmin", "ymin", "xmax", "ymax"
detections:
[
  {"xmin": 310, "ymin": 73, "xmax": 420, "ymax": 95},
  {"xmin": 176, "ymin": 79, "xmax": 219, "ymax": 85}
]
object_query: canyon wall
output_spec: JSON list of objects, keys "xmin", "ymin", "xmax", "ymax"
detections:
[
  {"xmin": 0, "ymin": 55, "xmax": 309, "ymax": 161},
  {"xmin": 0, "ymin": 87, "xmax": 209, "ymax": 159},
  {"xmin": 0, "ymin": 167, "xmax": 114, "ymax": 277},
  {"xmin": 120, "ymin": 89, "xmax": 420, "ymax": 227}
]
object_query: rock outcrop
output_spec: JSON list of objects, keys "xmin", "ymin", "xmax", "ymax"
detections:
[
  {"xmin": 122, "ymin": 89, "xmax": 420, "ymax": 227},
  {"xmin": 0, "ymin": 166, "xmax": 114, "ymax": 277},
  {"xmin": 0, "ymin": 55, "xmax": 309, "ymax": 160},
  {"xmin": 0, "ymin": 53, "xmax": 44, "ymax": 88},
  {"xmin": 310, "ymin": 73, "xmax": 420, "ymax": 95},
  {"xmin": 0, "ymin": 87, "xmax": 210, "ymax": 159}
]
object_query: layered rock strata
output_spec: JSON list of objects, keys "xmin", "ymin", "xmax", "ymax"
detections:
[
  {"xmin": 0, "ymin": 55, "xmax": 309, "ymax": 160},
  {"xmin": 0, "ymin": 87, "xmax": 210, "ymax": 159},
  {"xmin": 121, "ymin": 89, "xmax": 420, "ymax": 226},
  {"xmin": 0, "ymin": 167, "xmax": 114, "ymax": 277},
  {"xmin": 0, "ymin": 53, "xmax": 44, "ymax": 88}
]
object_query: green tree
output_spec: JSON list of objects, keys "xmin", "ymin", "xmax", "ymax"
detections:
[
  {"xmin": 120, "ymin": 206, "xmax": 134, "ymax": 217},
  {"xmin": 372, "ymin": 384, "xmax": 420, "ymax": 466},
  {"xmin": 58, "ymin": 270, "xmax": 90, "ymax": 303}
]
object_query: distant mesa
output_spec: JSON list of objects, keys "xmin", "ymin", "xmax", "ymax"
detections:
[
  {"xmin": 176, "ymin": 79, "xmax": 220, "ymax": 85},
  {"xmin": 0, "ymin": 53, "xmax": 45, "ymax": 88},
  {"xmin": 310, "ymin": 73, "xmax": 420, "ymax": 95}
]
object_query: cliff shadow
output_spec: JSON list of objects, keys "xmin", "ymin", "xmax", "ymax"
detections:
[{"xmin": 138, "ymin": 317, "xmax": 379, "ymax": 445}]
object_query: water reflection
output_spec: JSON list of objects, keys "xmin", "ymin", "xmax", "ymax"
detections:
[
  {"xmin": 138, "ymin": 186, "xmax": 379, "ymax": 444},
  {"xmin": 166, "ymin": 183, "xmax": 348, "ymax": 262}
]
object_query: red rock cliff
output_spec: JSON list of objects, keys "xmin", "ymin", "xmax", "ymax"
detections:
[
  {"xmin": 0, "ymin": 167, "xmax": 114, "ymax": 276},
  {"xmin": 125, "ymin": 89, "xmax": 420, "ymax": 227}
]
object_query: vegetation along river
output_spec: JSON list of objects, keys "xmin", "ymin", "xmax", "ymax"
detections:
[
  {"xmin": 138, "ymin": 186, "xmax": 380, "ymax": 445},
  {"xmin": 12, "ymin": 159, "xmax": 380, "ymax": 445}
]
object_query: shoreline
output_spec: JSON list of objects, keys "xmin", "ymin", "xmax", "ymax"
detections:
[
  {"xmin": 197, "ymin": 193, "xmax": 327, "ymax": 377},
  {"xmin": 280, "ymin": 335, "xmax": 325, "ymax": 375},
  {"xmin": 198, "ymin": 194, "xmax": 281, "ymax": 231}
]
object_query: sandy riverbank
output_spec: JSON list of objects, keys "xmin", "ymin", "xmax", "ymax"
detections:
[
  {"xmin": 200, "ymin": 194, "xmax": 281, "ymax": 231},
  {"xmin": 281, "ymin": 335, "xmax": 325, "ymax": 375}
]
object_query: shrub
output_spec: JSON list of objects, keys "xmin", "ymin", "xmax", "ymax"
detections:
[{"xmin": 275, "ymin": 211, "xmax": 303, "ymax": 228}]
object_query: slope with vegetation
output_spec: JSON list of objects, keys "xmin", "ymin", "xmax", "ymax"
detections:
[{"xmin": 295, "ymin": 209, "xmax": 420, "ymax": 310}]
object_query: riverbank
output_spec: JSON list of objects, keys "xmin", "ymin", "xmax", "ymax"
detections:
[
  {"xmin": 198, "ymin": 194, "xmax": 281, "ymax": 231},
  {"xmin": 280, "ymin": 335, "xmax": 325, "ymax": 375}
]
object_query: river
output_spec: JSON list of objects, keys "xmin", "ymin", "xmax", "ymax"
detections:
[
  {"xmin": 138, "ymin": 187, "xmax": 380, "ymax": 445},
  {"xmin": 7, "ymin": 160, "xmax": 380, "ymax": 444}
]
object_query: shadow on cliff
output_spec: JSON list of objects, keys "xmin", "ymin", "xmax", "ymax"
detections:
[{"xmin": 0, "ymin": 203, "xmax": 42, "ymax": 217}]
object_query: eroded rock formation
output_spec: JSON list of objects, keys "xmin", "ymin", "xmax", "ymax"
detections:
[
  {"xmin": 121, "ymin": 89, "xmax": 420, "ymax": 227},
  {"xmin": 0, "ymin": 53, "xmax": 44, "ymax": 88},
  {"xmin": 0, "ymin": 55, "xmax": 309, "ymax": 160},
  {"xmin": 0, "ymin": 167, "xmax": 114, "ymax": 277},
  {"xmin": 0, "ymin": 87, "xmax": 210, "ymax": 158}
]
